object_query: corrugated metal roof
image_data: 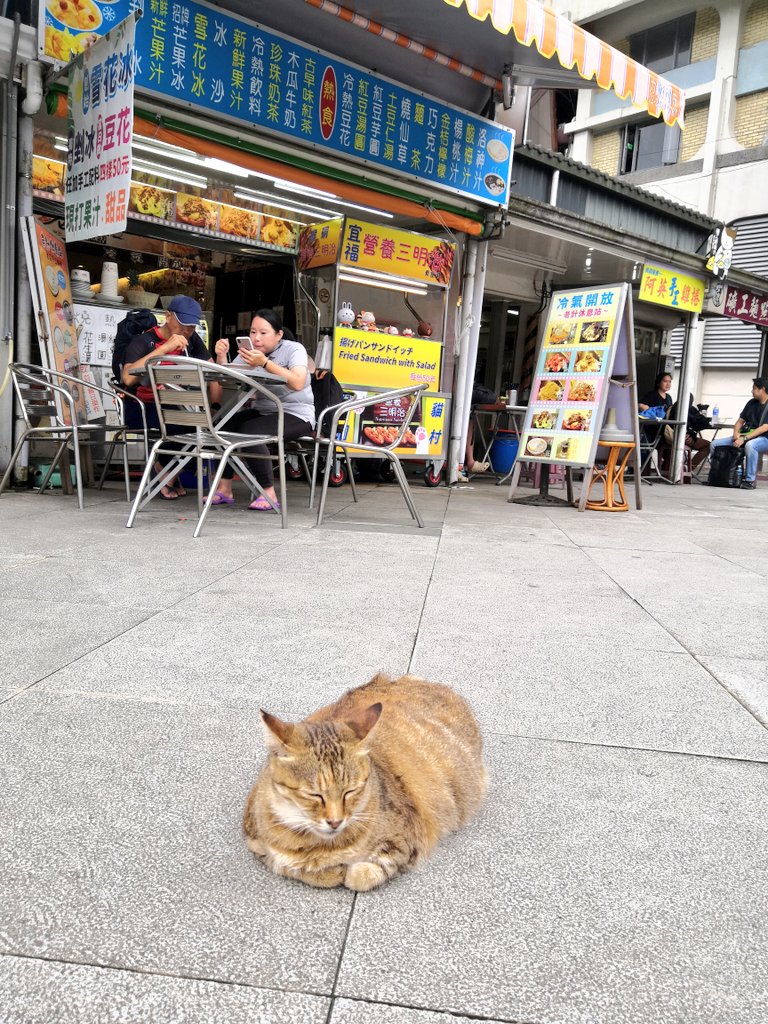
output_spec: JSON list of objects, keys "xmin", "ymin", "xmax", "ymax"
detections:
[{"xmin": 516, "ymin": 142, "xmax": 718, "ymax": 230}]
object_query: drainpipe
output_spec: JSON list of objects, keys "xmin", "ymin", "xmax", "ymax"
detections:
[{"xmin": 0, "ymin": 15, "xmax": 20, "ymax": 471}]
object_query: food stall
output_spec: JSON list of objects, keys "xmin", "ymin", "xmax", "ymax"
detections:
[{"xmin": 297, "ymin": 217, "xmax": 456, "ymax": 485}]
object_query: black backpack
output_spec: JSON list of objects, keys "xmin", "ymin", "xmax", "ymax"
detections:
[
  {"xmin": 311, "ymin": 370, "xmax": 344, "ymax": 430},
  {"xmin": 707, "ymin": 445, "xmax": 744, "ymax": 487},
  {"xmin": 111, "ymin": 309, "xmax": 159, "ymax": 381}
]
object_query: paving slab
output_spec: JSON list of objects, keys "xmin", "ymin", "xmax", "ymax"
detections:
[
  {"xmin": 0, "ymin": 691, "xmax": 352, "ymax": 992},
  {"xmin": 700, "ymin": 656, "xmax": 768, "ymax": 727},
  {"xmin": 0, "ymin": 957, "xmax": 330, "ymax": 1024},
  {"xmin": 330, "ymin": 1000, "xmax": 509, "ymax": 1024},
  {"xmin": 335, "ymin": 735, "xmax": 768, "ymax": 1024},
  {"xmin": 0, "ymin": 597, "xmax": 162, "ymax": 688}
]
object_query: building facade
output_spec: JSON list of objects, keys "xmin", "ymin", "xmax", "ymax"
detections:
[{"xmin": 556, "ymin": 0, "xmax": 768, "ymax": 422}]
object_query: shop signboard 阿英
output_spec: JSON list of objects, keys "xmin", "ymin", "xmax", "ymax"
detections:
[
  {"xmin": 65, "ymin": 15, "xmax": 137, "ymax": 242},
  {"xmin": 518, "ymin": 285, "xmax": 628, "ymax": 468},
  {"xmin": 703, "ymin": 283, "xmax": 768, "ymax": 328},
  {"xmin": 131, "ymin": 0, "xmax": 514, "ymax": 207},
  {"xmin": 639, "ymin": 264, "xmax": 705, "ymax": 314}
]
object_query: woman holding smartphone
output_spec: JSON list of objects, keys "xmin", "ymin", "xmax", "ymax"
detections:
[{"xmin": 210, "ymin": 309, "xmax": 315, "ymax": 511}]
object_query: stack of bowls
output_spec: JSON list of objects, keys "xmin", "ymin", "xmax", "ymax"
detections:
[{"xmin": 70, "ymin": 267, "xmax": 93, "ymax": 301}]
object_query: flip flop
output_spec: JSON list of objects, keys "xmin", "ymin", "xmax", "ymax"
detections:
[
  {"xmin": 249, "ymin": 496, "xmax": 280, "ymax": 512},
  {"xmin": 159, "ymin": 486, "xmax": 178, "ymax": 501},
  {"xmin": 174, "ymin": 485, "xmax": 187, "ymax": 497},
  {"xmin": 209, "ymin": 491, "xmax": 235, "ymax": 506}
]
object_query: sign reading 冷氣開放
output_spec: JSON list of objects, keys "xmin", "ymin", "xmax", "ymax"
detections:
[
  {"xmin": 65, "ymin": 15, "xmax": 137, "ymax": 242},
  {"xmin": 639, "ymin": 264, "xmax": 705, "ymax": 314},
  {"xmin": 132, "ymin": 1, "xmax": 514, "ymax": 207},
  {"xmin": 339, "ymin": 220, "xmax": 456, "ymax": 286},
  {"xmin": 517, "ymin": 285, "xmax": 626, "ymax": 468}
]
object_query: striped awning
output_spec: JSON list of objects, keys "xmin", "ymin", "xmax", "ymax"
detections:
[{"xmin": 442, "ymin": 0, "xmax": 685, "ymax": 128}]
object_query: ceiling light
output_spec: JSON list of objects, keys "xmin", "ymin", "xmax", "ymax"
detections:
[
  {"xmin": 131, "ymin": 158, "xmax": 208, "ymax": 188},
  {"xmin": 203, "ymin": 157, "xmax": 250, "ymax": 178},
  {"xmin": 233, "ymin": 188, "xmax": 336, "ymax": 220},
  {"xmin": 491, "ymin": 248, "xmax": 568, "ymax": 275},
  {"xmin": 318, "ymin": 196, "xmax": 394, "ymax": 219},
  {"xmin": 132, "ymin": 140, "xmax": 202, "ymax": 166},
  {"xmin": 341, "ymin": 266, "xmax": 430, "ymax": 291},
  {"xmin": 506, "ymin": 308, "xmax": 519, "ymax": 315},
  {"xmin": 134, "ymin": 133, "xmax": 197, "ymax": 156},
  {"xmin": 339, "ymin": 272, "xmax": 428, "ymax": 296},
  {"xmin": 276, "ymin": 181, "xmax": 338, "ymax": 201}
]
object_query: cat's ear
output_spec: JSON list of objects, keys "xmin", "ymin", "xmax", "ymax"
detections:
[
  {"xmin": 260, "ymin": 709, "xmax": 295, "ymax": 751},
  {"xmin": 345, "ymin": 702, "xmax": 382, "ymax": 743}
]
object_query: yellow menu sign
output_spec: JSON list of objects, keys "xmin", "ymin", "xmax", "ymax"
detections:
[
  {"xmin": 333, "ymin": 327, "xmax": 441, "ymax": 390},
  {"xmin": 639, "ymin": 264, "xmax": 705, "ymax": 313},
  {"xmin": 340, "ymin": 219, "xmax": 455, "ymax": 286}
]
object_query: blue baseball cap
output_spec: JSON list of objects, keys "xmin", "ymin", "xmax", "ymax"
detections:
[{"xmin": 167, "ymin": 295, "xmax": 202, "ymax": 326}]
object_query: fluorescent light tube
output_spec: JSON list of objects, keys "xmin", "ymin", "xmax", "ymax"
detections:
[
  {"xmin": 131, "ymin": 159, "xmax": 208, "ymax": 188},
  {"xmin": 339, "ymin": 272, "xmax": 428, "ymax": 296},
  {"xmin": 233, "ymin": 188, "xmax": 338, "ymax": 219},
  {"xmin": 276, "ymin": 181, "xmax": 338, "ymax": 201},
  {"xmin": 341, "ymin": 266, "xmax": 430, "ymax": 291}
]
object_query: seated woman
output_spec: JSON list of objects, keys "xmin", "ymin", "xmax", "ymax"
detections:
[
  {"xmin": 638, "ymin": 372, "xmax": 673, "ymax": 466},
  {"xmin": 209, "ymin": 309, "xmax": 315, "ymax": 512}
]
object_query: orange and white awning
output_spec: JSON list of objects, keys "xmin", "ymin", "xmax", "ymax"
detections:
[{"xmin": 442, "ymin": 0, "xmax": 685, "ymax": 128}]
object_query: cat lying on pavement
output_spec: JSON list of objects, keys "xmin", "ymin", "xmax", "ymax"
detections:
[{"xmin": 243, "ymin": 672, "xmax": 487, "ymax": 891}]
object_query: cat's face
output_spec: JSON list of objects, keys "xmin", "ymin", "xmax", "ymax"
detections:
[{"xmin": 261, "ymin": 705, "xmax": 381, "ymax": 841}]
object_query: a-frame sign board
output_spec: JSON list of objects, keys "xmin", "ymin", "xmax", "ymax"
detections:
[{"xmin": 507, "ymin": 282, "xmax": 642, "ymax": 510}]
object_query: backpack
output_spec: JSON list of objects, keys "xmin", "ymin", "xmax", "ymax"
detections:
[
  {"xmin": 111, "ymin": 309, "xmax": 159, "ymax": 381},
  {"xmin": 311, "ymin": 369, "xmax": 344, "ymax": 431},
  {"xmin": 707, "ymin": 445, "xmax": 744, "ymax": 488}
]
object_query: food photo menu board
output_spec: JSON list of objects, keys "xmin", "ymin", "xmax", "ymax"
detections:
[{"xmin": 518, "ymin": 284, "xmax": 629, "ymax": 468}]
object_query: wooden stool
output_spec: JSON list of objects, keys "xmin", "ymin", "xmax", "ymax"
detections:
[{"xmin": 584, "ymin": 440, "xmax": 636, "ymax": 512}]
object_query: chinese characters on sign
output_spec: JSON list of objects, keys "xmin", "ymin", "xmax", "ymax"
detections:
[
  {"xmin": 132, "ymin": 0, "xmax": 514, "ymax": 206},
  {"xmin": 704, "ymin": 283, "xmax": 768, "ymax": 328},
  {"xmin": 339, "ymin": 220, "xmax": 455, "ymax": 286},
  {"xmin": 65, "ymin": 15, "xmax": 137, "ymax": 242},
  {"xmin": 333, "ymin": 328, "xmax": 442, "ymax": 392},
  {"xmin": 298, "ymin": 219, "xmax": 343, "ymax": 270},
  {"xmin": 518, "ymin": 285, "xmax": 625, "ymax": 468},
  {"xmin": 639, "ymin": 264, "xmax": 705, "ymax": 314}
]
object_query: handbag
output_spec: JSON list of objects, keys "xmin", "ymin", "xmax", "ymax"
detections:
[{"xmin": 471, "ymin": 383, "xmax": 497, "ymax": 407}]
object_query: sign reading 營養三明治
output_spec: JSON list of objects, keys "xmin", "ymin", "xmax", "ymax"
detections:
[
  {"xmin": 65, "ymin": 15, "xmax": 137, "ymax": 242},
  {"xmin": 133, "ymin": 0, "xmax": 514, "ymax": 207}
]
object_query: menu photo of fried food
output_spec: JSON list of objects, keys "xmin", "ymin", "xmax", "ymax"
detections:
[
  {"xmin": 32, "ymin": 157, "xmax": 65, "ymax": 196},
  {"xmin": 566, "ymin": 380, "xmax": 597, "ymax": 403},
  {"xmin": 175, "ymin": 192, "xmax": 219, "ymax": 230},
  {"xmin": 574, "ymin": 349, "xmax": 603, "ymax": 374},
  {"xmin": 525, "ymin": 435, "xmax": 553, "ymax": 458},
  {"xmin": 544, "ymin": 350, "xmax": 571, "ymax": 374},
  {"xmin": 219, "ymin": 203, "xmax": 261, "ymax": 240},
  {"xmin": 362, "ymin": 425, "xmax": 417, "ymax": 448},
  {"xmin": 535, "ymin": 378, "xmax": 565, "ymax": 403},
  {"xmin": 261, "ymin": 216, "xmax": 297, "ymax": 250},
  {"xmin": 579, "ymin": 320, "xmax": 609, "ymax": 344},
  {"xmin": 129, "ymin": 183, "xmax": 173, "ymax": 220},
  {"xmin": 562, "ymin": 408, "xmax": 593, "ymax": 431},
  {"xmin": 531, "ymin": 410, "xmax": 557, "ymax": 430},
  {"xmin": 546, "ymin": 321, "xmax": 577, "ymax": 346}
]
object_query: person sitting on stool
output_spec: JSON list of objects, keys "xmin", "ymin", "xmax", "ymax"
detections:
[{"xmin": 709, "ymin": 377, "xmax": 768, "ymax": 489}]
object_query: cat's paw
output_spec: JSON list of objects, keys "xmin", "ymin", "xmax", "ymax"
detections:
[
  {"xmin": 246, "ymin": 836, "xmax": 267, "ymax": 857},
  {"xmin": 345, "ymin": 861, "xmax": 388, "ymax": 891}
]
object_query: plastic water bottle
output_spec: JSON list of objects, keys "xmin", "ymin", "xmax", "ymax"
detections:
[
  {"xmin": 735, "ymin": 463, "xmax": 743, "ymax": 486},
  {"xmin": 712, "ymin": 403, "xmax": 720, "ymax": 424}
]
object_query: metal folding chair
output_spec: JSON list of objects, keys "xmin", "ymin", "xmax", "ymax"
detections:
[
  {"xmin": 125, "ymin": 357, "xmax": 287, "ymax": 537},
  {"xmin": 311, "ymin": 383, "xmax": 428, "ymax": 527},
  {"xmin": 0, "ymin": 362, "xmax": 135, "ymax": 508}
]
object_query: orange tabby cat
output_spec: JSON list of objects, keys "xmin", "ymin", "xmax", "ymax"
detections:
[{"xmin": 243, "ymin": 673, "xmax": 487, "ymax": 891}]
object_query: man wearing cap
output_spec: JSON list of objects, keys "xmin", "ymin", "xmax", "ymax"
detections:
[
  {"xmin": 121, "ymin": 296, "xmax": 211, "ymax": 499},
  {"xmin": 709, "ymin": 377, "xmax": 768, "ymax": 489}
]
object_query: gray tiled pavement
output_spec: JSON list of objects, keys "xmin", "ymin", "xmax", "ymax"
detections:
[{"xmin": 1, "ymin": 472, "xmax": 767, "ymax": 1024}]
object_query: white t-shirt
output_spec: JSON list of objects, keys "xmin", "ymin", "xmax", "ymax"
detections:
[{"xmin": 233, "ymin": 336, "xmax": 315, "ymax": 427}]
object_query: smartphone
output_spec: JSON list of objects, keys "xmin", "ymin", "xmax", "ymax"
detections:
[{"xmin": 236, "ymin": 336, "xmax": 254, "ymax": 352}]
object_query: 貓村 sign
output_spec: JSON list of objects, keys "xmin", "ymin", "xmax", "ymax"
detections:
[{"xmin": 132, "ymin": 0, "xmax": 514, "ymax": 207}]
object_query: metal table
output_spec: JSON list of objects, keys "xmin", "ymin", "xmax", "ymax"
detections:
[
  {"xmin": 637, "ymin": 417, "xmax": 687, "ymax": 484},
  {"xmin": 470, "ymin": 403, "xmax": 527, "ymax": 481}
]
